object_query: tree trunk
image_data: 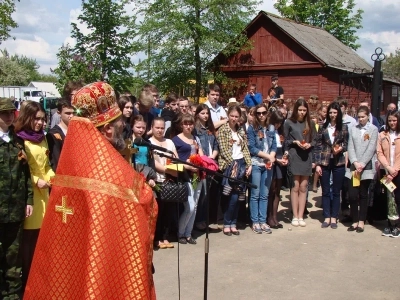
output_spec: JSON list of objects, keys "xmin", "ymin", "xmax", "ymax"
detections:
[{"xmin": 194, "ymin": 8, "xmax": 201, "ymax": 103}]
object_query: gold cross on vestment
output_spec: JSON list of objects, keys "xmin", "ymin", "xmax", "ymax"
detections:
[{"xmin": 55, "ymin": 196, "xmax": 74, "ymax": 224}]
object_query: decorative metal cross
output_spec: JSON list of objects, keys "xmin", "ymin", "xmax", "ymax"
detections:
[
  {"xmin": 120, "ymin": 138, "xmax": 138, "ymax": 164},
  {"xmin": 55, "ymin": 196, "xmax": 74, "ymax": 224}
]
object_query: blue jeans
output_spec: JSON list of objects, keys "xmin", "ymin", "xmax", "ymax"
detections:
[
  {"xmin": 321, "ymin": 160, "xmax": 345, "ymax": 218},
  {"xmin": 223, "ymin": 159, "xmax": 246, "ymax": 228},
  {"xmin": 178, "ymin": 181, "xmax": 203, "ymax": 237},
  {"xmin": 249, "ymin": 165, "xmax": 273, "ymax": 224}
]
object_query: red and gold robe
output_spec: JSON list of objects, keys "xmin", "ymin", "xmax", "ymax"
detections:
[{"xmin": 24, "ymin": 117, "xmax": 157, "ymax": 299}]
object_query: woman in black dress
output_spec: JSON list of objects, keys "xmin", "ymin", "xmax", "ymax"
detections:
[{"xmin": 284, "ymin": 98, "xmax": 316, "ymax": 227}]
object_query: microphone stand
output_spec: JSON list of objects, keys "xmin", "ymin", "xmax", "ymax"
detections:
[{"xmin": 154, "ymin": 151, "xmax": 256, "ymax": 300}]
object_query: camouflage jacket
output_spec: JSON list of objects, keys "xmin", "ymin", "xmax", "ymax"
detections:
[{"xmin": 0, "ymin": 126, "xmax": 33, "ymax": 223}]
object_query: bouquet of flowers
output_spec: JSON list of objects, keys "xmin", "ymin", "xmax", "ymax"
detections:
[{"xmin": 189, "ymin": 154, "xmax": 219, "ymax": 189}]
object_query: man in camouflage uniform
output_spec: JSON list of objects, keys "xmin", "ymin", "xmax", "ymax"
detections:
[{"xmin": 0, "ymin": 98, "xmax": 33, "ymax": 300}]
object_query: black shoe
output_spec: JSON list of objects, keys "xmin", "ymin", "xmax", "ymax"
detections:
[
  {"xmin": 178, "ymin": 237, "xmax": 187, "ymax": 244},
  {"xmin": 347, "ymin": 226, "xmax": 357, "ymax": 232},
  {"xmin": 231, "ymin": 229, "xmax": 240, "ymax": 236},
  {"xmin": 281, "ymin": 186, "xmax": 289, "ymax": 191},
  {"xmin": 356, "ymin": 227, "xmax": 364, "ymax": 233},
  {"xmin": 223, "ymin": 230, "xmax": 232, "ymax": 236},
  {"xmin": 277, "ymin": 223, "xmax": 283, "ymax": 229},
  {"xmin": 321, "ymin": 222, "xmax": 330, "ymax": 228},
  {"xmin": 186, "ymin": 237, "xmax": 197, "ymax": 244}
]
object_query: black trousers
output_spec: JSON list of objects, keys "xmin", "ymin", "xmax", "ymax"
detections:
[
  {"xmin": 0, "ymin": 222, "xmax": 23, "ymax": 299},
  {"xmin": 348, "ymin": 179, "xmax": 371, "ymax": 223},
  {"xmin": 21, "ymin": 229, "xmax": 40, "ymax": 290}
]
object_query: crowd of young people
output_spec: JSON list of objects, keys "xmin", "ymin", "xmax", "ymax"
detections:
[{"xmin": 1, "ymin": 80, "xmax": 399, "ymax": 298}]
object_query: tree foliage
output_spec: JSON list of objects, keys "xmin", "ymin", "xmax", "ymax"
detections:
[
  {"xmin": 274, "ymin": 0, "xmax": 363, "ymax": 50},
  {"xmin": 0, "ymin": 54, "xmax": 28, "ymax": 86},
  {"xmin": 383, "ymin": 48, "xmax": 400, "ymax": 80},
  {"xmin": 0, "ymin": 49, "xmax": 57, "ymax": 85},
  {"xmin": 132, "ymin": 0, "xmax": 260, "ymax": 99},
  {"xmin": 53, "ymin": 0, "xmax": 136, "ymax": 92},
  {"xmin": 0, "ymin": 0, "xmax": 19, "ymax": 44},
  {"xmin": 52, "ymin": 44, "xmax": 103, "ymax": 93}
]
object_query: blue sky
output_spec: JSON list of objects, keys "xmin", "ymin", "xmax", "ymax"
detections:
[{"xmin": 2, "ymin": 0, "xmax": 400, "ymax": 74}]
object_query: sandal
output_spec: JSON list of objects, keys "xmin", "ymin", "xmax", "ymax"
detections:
[
  {"xmin": 158, "ymin": 241, "xmax": 167, "ymax": 249},
  {"xmin": 164, "ymin": 240, "xmax": 174, "ymax": 248}
]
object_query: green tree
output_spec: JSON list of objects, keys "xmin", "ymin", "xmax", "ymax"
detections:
[
  {"xmin": 53, "ymin": 0, "xmax": 136, "ymax": 92},
  {"xmin": 0, "ymin": 0, "xmax": 19, "ymax": 43},
  {"xmin": 0, "ymin": 55, "xmax": 29, "ymax": 86},
  {"xmin": 9, "ymin": 53, "xmax": 41, "ymax": 82},
  {"xmin": 383, "ymin": 48, "xmax": 400, "ymax": 80},
  {"xmin": 51, "ymin": 43, "xmax": 102, "ymax": 92},
  {"xmin": 132, "ymin": 0, "xmax": 260, "ymax": 99},
  {"xmin": 274, "ymin": 0, "xmax": 363, "ymax": 50}
]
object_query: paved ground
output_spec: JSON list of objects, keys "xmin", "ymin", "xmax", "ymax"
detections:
[{"xmin": 153, "ymin": 190, "xmax": 398, "ymax": 300}]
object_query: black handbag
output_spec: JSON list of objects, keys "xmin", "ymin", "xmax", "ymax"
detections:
[{"xmin": 157, "ymin": 180, "xmax": 188, "ymax": 203}]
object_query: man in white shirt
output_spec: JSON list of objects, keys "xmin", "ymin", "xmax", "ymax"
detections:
[
  {"xmin": 338, "ymin": 99, "xmax": 356, "ymax": 131},
  {"xmin": 204, "ymin": 84, "xmax": 228, "ymax": 129}
]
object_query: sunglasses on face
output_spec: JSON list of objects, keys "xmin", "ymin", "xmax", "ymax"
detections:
[{"xmin": 256, "ymin": 111, "xmax": 267, "ymax": 116}]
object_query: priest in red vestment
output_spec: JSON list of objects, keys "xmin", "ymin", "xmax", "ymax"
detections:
[{"xmin": 24, "ymin": 82, "xmax": 158, "ymax": 299}]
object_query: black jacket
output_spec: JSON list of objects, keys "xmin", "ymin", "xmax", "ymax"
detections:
[{"xmin": 47, "ymin": 125, "xmax": 66, "ymax": 172}]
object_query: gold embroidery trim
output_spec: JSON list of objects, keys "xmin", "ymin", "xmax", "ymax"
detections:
[{"xmin": 52, "ymin": 174, "xmax": 139, "ymax": 203}]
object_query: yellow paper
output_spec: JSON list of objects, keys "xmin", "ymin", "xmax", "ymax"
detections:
[
  {"xmin": 352, "ymin": 171, "xmax": 360, "ymax": 187},
  {"xmin": 165, "ymin": 164, "xmax": 184, "ymax": 172},
  {"xmin": 380, "ymin": 177, "xmax": 397, "ymax": 193}
]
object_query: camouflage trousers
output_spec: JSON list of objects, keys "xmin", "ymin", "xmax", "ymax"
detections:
[{"xmin": 0, "ymin": 222, "xmax": 23, "ymax": 300}]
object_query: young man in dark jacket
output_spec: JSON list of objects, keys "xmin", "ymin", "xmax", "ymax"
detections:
[
  {"xmin": 47, "ymin": 99, "xmax": 75, "ymax": 172},
  {"xmin": 0, "ymin": 98, "xmax": 33, "ymax": 299}
]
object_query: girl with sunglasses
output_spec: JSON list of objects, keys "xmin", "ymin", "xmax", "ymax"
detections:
[{"xmin": 247, "ymin": 104, "xmax": 277, "ymax": 233}]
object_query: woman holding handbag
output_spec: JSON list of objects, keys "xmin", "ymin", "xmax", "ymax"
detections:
[
  {"xmin": 376, "ymin": 110, "xmax": 400, "ymax": 237},
  {"xmin": 172, "ymin": 114, "xmax": 204, "ymax": 244},
  {"xmin": 345, "ymin": 105, "xmax": 378, "ymax": 233},
  {"xmin": 315, "ymin": 102, "xmax": 348, "ymax": 229},
  {"xmin": 149, "ymin": 117, "xmax": 179, "ymax": 249},
  {"xmin": 217, "ymin": 105, "xmax": 252, "ymax": 236},
  {"xmin": 247, "ymin": 104, "xmax": 276, "ymax": 234}
]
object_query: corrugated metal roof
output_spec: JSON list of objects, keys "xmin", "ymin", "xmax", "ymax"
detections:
[{"xmin": 262, "ymin": 12, "xmax": 373, "ymax": 72}]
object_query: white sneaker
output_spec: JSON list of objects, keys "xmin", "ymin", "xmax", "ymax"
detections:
[
  {"xmin": 298, "ymin": 219, "xmax": 306, "ymax": 227},
  {"xmin": 291, "ymin": 218, "xmax": 299, "ymax": 227}
]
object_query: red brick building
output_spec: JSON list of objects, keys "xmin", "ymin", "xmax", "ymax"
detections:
[{"xmin": 214, "ymin": 11, "xmax": 400, "ymax": 112}]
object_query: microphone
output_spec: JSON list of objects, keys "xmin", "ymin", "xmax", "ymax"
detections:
[{"xmin": 133, "ymin": 137, "xmax": 174, "ymax": 155}]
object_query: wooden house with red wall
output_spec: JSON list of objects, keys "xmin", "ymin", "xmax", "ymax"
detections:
[{"xmin": 214, "ymin": 11, "xmax": 400, "ymax": 113}]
